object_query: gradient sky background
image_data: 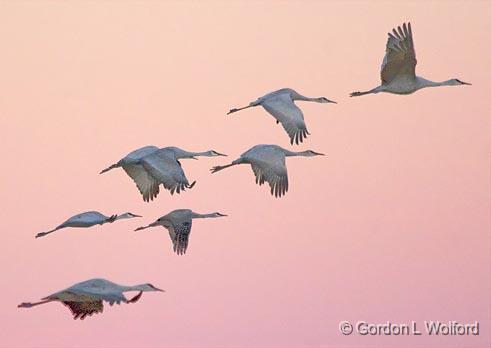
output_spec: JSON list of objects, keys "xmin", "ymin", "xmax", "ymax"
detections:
[{"xmin": 0, "ymin": 1, "xmax": 489, "ymax": 348}]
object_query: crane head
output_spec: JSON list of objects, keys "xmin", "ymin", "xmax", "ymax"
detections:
[
  {"xmin": 304, "ymin": 150, "xmax": 325, "ymax": 157},
  {"xmin": 143, "ymin": 283, "xmax": 165, "ymax": 292},
  {"xmin": 318, "ymin": 97, "xmax": 337, "ymax": 104},
  {"xmin": 452, "ymin": 79, "xmax": 471, "ymax": 86}
]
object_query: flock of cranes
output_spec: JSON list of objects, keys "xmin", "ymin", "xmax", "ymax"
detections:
[{"xmin": 19, "ymin": 22, "xmax": 470, "ymax": 320}]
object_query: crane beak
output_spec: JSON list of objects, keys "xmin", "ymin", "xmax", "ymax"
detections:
[
  {"xmin": 312, "ymin": 151, "xmax": 325, "ymax": 156},
  {"xmin": 461, "ymin": 81, "xmax": 471, "ymax": 85},
  {"xmin": 328, "ymin": 99, "xmax": 337, "ymax": 104},
  {"xmin": 216, "ymin": 212, "xmax": 227, "ymax": 217},
  {"xmin": 131, "ymin": 214, "xmax": 142, "ymax": 218},
  {"xmin": 153, "ymin": 286, "xmax": 165, "ymax": 292},
  {"xmin": 212, "ymin": 151, "xmax": 227, "ymax": 157}
]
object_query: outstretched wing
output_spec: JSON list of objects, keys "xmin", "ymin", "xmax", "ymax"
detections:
[
  {"xmin": 167, "ymin": 219, "xmax": 192, "ymax": 255},
  {"xmin": 249, "ymin": 153, "xmax": 289, "ymax": 198},
  {"xmin": 65, "ymin": 283, "xmax": 128, "ymax": 305},
  {"xmin": 141, "ymin": 151, "xmax": 195, "ymax": 195},
  {"xmin": 261, "ymin": 94, "xmax": 309, "ymax": 145},
  {"xmin": 123, "ymin": 164, "xmax": 160, "ymax": 202},
  {"xmin": 61, "ymin": 292, "xmax": 141, "ymax": 320},
  {"xmin": 381, "ymin": 22, "xmax": 417, "ymax": 84},
  {"xmin": 62, "ymin": 300, "xmax": 103, "ymax": 320}
]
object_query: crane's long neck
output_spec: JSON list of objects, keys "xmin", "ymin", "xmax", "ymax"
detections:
[
  {"xmin": 191, "ymin": 212, "xmax": 220, "ymax": 219},
  {"xmin": 292, "ymin": 94, "xmax": 321, "ymax": 102},
  {"xmin": 121, "ymin": 284, "xmax": 147, "ymax": 292},
  {"xmin": 283, "ymin": 150, "xmax": 311, "ymax": 157},
  {"xmin": 165, "ymin": 148, "xmax": 193, "ymax": 159},
  {"xmin": 188, "ymin": 151, "xmax": 213, "ymax": 158},
  {"xmin": 174, "ymin": 150, "xmax": 212, "ymax": 159},
  {"xmin": 417, "ymin": 77, "xmax": 453, "ymax": 88}
]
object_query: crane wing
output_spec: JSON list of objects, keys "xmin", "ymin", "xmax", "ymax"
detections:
[
  {"xmin": 62, "ymin": 211, "xmax": 108, "ymax": 225},
  {"xmin": 64, "ymin": 284, "xmax": 128, "ymax": 305},
  {"xmin": 60, "ymin": 289, "xmax": 141, "ymax": 320},
  {"xmin": 261, "ymin": 94, "xmax": 309, "ymax": 145},
  {"xmin": 122, "ymin": 145, "xmax": 159, "ymax": 162},
  {"xmin": 123, "ymin": 164, "xmax": 160, "ymax": 202},
  {"xmin": 166, "ymin": 219, "xmax": 192, "ymax": 255},
  {"xmin": 62, "ymin": 300, "xmax": 103, "ymax": 320},
  {"xmin": 141, "ymin": 151, "xmax": 195, "ymax": 195},
  {"xmin": 381, "ymin": 22, "xmax": 417, "ymax": 84},
  {"xmin": 249, "ymin": 155, "xmax": 289, "ymax": 198}
]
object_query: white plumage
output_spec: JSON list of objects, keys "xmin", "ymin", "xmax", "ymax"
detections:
[
  {"xmin": 350, "ymin": 22, "xmax": 470, "ymax": 96},
  {"xmin": 135, "ymin": 209, "xmax": 227, "ymax": 255},
  {"xmin": 211, "ymin": 144, "xmax": 324, "ymax": 198},
  {"xmin": 18, "ymin": 278, "xmax": 164, "ymax": 320},
  {"xmin": 100, "ymin": 146, "xmax": 226, "ymax": 201},
  {"xmin": 227, "ymin": 88, "xmax": 336, "ymax": 145}
]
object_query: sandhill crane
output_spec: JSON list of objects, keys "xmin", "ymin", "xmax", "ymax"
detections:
[
  {"xmin": 210, "ymin": 144, "xmax": 324, "ymax": 198},
  {"xmin": 18, "ymin": 278, "xmax": 163, "ymax": 320},
  {"xmin": 135, "ymin": 209, "xmax": 227, "ymax": 255},
  {"xmin": 350, "ymin": 22, "xmax": 470, "ymax": 97},
  {"xmin": 100, "ymin": 146, "xmax": 226, "ymax": 201},
  {"xmin": 227, "ymin": 88, "xmax": 336, "ymax": 145},
  {"xmin": 35, "ymin": 211, "xmax": 141, "ymax": 238}
]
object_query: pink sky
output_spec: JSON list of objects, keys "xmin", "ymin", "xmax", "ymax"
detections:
[{"xmin": 0, "ymin": 1, "xmax": 489, "ymax": 347}]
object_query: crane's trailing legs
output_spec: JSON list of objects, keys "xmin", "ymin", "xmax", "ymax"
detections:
[
  {"xmin": 350, "ymin": 86, "xmax": 384, "ymax": 97},
  {"xmin": 210, "ymin": 158, "xmax": 245, "ymax": 173},
  {"xmin": 227, "ymin": 100, "xmax": 261, "ymax": 115},
  {"xmin": 227, "ymin": 105, "xmax": 253, "ymax": 115},
  {"xmin": 35, "ymin": 228, "xmax": 60, "ymax": 239},
  {"xmin": 99, "ymin": 163, "xmax": 121, "ymax": 174},
  {"xmin": 18, "ymin": 299, "xmax": 54, "ymax": 308}
]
